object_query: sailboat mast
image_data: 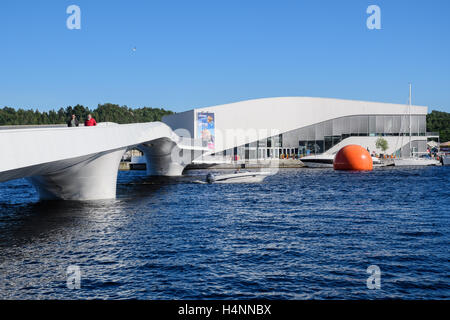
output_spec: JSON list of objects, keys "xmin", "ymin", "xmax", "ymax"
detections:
[{"xmin": 409, "ymin": 83, "xmax": 412, "ymax": 157}]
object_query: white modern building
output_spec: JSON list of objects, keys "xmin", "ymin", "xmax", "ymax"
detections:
[{"xmin": 163, "ymin": 97, "xmax": 430, "ymax": 161}]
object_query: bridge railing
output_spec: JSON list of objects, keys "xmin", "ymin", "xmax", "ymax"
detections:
[
  {"xmin": 0, "ymin": 122, "xmax": 119, "ymax": 130},
  {"xmin": 426, "ymin": 132, "xmax": 439, "ymax": 138},
  {"xmin": 0, "ymin": 124, "xmax": 67, "ymax": 130}
]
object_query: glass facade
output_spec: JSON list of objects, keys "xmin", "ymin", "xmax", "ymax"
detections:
[{"xmin": 214, "ymin": 114, "xmax": 427, "ymax": 160}]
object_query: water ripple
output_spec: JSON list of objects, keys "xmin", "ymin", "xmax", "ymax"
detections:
[{"xmin": 0, "ymin": 167, "xmax": 449, "ymax": 299}]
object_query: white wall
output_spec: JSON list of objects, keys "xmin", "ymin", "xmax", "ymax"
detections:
[
  {"xmin": 325, "ymin": 136, "xmax": 428, "ymax": 155},
  {"xmin": 179, "ymin": 97, "xmax": 428, "ymax": 153},
  {"xmin": 162, "ymin": 110, "xmax": 195, "ymax": 138}
]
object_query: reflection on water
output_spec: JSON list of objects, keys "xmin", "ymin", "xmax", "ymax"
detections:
[{"xmin": 0, "ymin": 168, "xmax": 449, "ymax": 299}]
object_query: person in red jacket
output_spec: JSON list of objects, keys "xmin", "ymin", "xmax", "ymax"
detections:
[{"xmin": 84, "ymin": 114, "xmax": 97, "ymax": 126}]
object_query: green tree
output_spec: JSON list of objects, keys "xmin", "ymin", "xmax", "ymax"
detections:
[
  {"xmin": 426, "ymin": 110, "xmax": 450, "ymax": 142},
  {"xmin": 375, "ymin": 137, "xmax": 389, "ymax": 152}
]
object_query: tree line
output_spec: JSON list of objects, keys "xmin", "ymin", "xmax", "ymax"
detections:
[
  {"xmin": 0, "ymin": 103, "xmax": 174, "ymax": 126},
  {"xmin": 426, "ymin": 110, "xmax": 450, "ymax": 142},
  {"xmin": 1, "ymin": 104, "xmax": 449, "ymax": 142}
]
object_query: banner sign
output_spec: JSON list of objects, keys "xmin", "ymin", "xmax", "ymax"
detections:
[{"xmin": 197, "ymin": 112, "xmax": 215, "ymax": 149}]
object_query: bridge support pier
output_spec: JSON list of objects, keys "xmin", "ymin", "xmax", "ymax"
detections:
[
  {"xmin": 139, "ymin": 139, "xmax": 188, "ymax": 176},
  {"xmin": 28, "ymin": 149, "xmax": 126, "ymax": 201}
]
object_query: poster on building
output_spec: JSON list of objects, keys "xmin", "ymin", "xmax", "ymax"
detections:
[{"xmin": 197, "ymin": 112, "xmax": 215, "ymax": 149}]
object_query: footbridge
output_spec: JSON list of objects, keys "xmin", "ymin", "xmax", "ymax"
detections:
[{"xmin": 0, "ymin": 122, "xmax": 205, "ymax": 200}]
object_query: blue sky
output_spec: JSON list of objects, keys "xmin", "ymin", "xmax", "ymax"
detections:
[{"xmin": 1, "ymin": 0, "xmax": 449, "ymax": 113}]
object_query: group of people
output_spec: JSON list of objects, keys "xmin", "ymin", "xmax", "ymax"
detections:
[{"xmin": 67, "ymin": 114, "xmax": 97, "ymax": 127}]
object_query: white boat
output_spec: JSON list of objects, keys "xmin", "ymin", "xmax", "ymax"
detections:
[
  {"xmin": 442, "ymin": 155, "xmax": 450, "ymax": 166},
  {"xmin": 393, "ymin": 157, "xmax": 440, "ymax": 166},
  {"xmin": 300, "ymin": 154, "xmax": 335, "ymax": 168},
  {"xmin": 301, "ymin": 153, "xmax": 381, "ymax": 168},
  {"xmin": 205, "ymin": 171, "xmax": 272, "ymax": 183}
]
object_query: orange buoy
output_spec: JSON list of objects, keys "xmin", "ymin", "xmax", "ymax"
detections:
[{"xmin": 333, "ymin": 145, "xmax": 373, "ymax": 171}]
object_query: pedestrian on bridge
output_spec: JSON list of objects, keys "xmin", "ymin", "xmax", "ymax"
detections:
[
  {"xmin": 67, "ymin": 114, "xmax": 79, "ymax": 127},
  {"xmin": 84, "ymin": 114, "xmax": 97, "ymax": 127}
]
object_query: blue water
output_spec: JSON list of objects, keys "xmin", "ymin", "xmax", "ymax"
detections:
[{"xmin": 0, "ymin": 167, "xmax": 449, "ymax": 299}]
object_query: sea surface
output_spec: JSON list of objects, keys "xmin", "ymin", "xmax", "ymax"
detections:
[{"xmin": 0, "ymin": 167, "xmax": 449, "ymax": 299}]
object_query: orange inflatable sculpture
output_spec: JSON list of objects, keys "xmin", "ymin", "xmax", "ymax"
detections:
[{"xmin": 333, "ymin": 145, "xmax": 373, "ymax": 171}]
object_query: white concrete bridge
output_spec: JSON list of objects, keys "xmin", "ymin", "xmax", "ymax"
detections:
[{"xmin": 0, "ymin": 122, "xmax": 205, "ymax": 201}]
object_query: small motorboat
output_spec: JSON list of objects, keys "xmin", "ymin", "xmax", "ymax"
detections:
[
  {"xmin": 393, "ymin": 156, "xmax": 440, "ymax": 166},
  {"xmin": 205, "ymin": 171, "xmax": 272, "ymax": 184},
  {"xmin": 441, "ymin": 155, "xmax": 450, "ymax": 166},
  {"xmin": 300, "ymin": 154, "xmax": 335, "ymax": 168}
]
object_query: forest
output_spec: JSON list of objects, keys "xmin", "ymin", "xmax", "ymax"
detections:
[{"xmin": 0, "ymin": 103, "xmax": 173, "ymax": 125}]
